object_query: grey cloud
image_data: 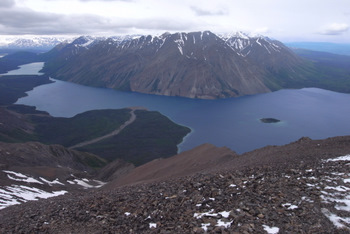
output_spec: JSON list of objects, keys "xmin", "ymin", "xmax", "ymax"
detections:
[
  {"xmin": 0, "ymin": 0, "xmax": 15, "ymax": 8},
  {"xmin": 123, "ymin": 18, "xmax": 197, "ymax": 31},
  {"xmin": 0, "ymin": 7, "xmax": 110, "ymax": 35},
  {"xmin": 78, "ymin": 0, "xmax": 133, "ymax": 2},
  {"xmin": 0, "ymin": 6, "xmax": 196, "ymax": 35},
  {"xmin": 191, "ymin": 6, "xmax": 228, "ymax": 16}
]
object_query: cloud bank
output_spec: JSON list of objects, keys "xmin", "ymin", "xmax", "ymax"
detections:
[
  {"xmin": 0, "ymin": 0, "xmax": 349, "ymax": 42},
  {"xmin": 319, "ymin": 23, "xmax": 349, "ymax": 35},
  {"xmin": 0, "ymin": 0, "xmax": 15, "ymax": 8},
  {"xmin": 191, "ymin": 6, "xmax": 228, "ymax": 16}
]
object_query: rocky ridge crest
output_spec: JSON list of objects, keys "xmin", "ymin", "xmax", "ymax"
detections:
[{"xmin": 42, "ymin": 31, "xmax": 304, "ymax": 99}]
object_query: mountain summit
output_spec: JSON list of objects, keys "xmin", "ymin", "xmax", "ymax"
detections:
[{"xmin": 42, "ymin": 31, "xmax": 308, "ymax": 99}]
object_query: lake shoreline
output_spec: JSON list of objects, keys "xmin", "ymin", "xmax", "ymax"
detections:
[{"xmin": 8, "ymin": 62, "xmax": 350, "ymax": 154}]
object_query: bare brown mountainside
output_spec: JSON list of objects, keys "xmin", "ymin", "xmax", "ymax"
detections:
[
  {"xmin": 0, "ymin": 141, "xmax": 106, "ymax": 180},
  {"xmin": 104, "ymin": 143, "xmax": 236, "ymax": 187},
  {"xmin": 103, "ymin": 135, "xmax": 350, "ymax": 189},
  {"xmin": 43, "ymin": 31, "xmax": 308, "ymax": 99}
]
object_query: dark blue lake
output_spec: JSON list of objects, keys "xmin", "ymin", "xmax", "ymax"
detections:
[{"xmin": 13, "ymin": 63, "xmax": 350, "ymax": 154}]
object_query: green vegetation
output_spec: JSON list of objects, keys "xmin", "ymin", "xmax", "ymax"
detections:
[
  {"xmin": 30, "ymin": 109, "xmax": 131, "ymax": 147},
  {"xmin": 77, "ymin": 110, "xmax": 191, "ymax": 166}
]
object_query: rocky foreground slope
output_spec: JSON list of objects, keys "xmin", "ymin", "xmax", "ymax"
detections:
[
  {"xmin": 1, "ymin": 136, "xmax": 350, "ymax": 233},
  {"xmin": 0, "ymin": 141, "xmax": 108, "ymax": 210}
]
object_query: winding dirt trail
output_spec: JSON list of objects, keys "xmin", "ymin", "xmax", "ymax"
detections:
[{"xmin": 69, "ymin": 107, "xmax": 143, "ymax": 150}]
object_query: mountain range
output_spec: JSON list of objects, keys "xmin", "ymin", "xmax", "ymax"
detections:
[
  {"xmin": 0, "ymin": 36, "xmax": 75, "ymax": 53},
  {"xmin": 41, "ymin": 31, "xmax": 310, "ymax": 99},
  {"xmin": 2, "ymin": 31, "xmax": 350, "ymax": 99}
]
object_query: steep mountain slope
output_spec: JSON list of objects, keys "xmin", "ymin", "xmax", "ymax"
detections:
[
  {"xmin": 105, "ymin": 135, "xmax": 350, "ymax": 189},
  {"xmin": 105, "ymin": 143, "xmax": 237, "ymax": 187},
  {"xmin": 43, "ymin": 31, "xmax": 307, "ymax": 99}
]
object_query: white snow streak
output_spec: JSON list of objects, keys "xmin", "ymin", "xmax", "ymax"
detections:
[
  {"xmin": 256, "ymin": 38, "xmax": 262, "ymax": 46},
  {"xmin": 149, "ymin": 223, "xmax": 157, "ymax": 228},
  {"xmin": 4, "ymin": 171, "xmax": 43, "ymax": 184},
  {"xmin": 0, "ymin": 185, "xmax": 67, "ymax": 210},
  {"xmin": 262, "ymin": 225, "xmax": 279, "ymax": 234},
  {"xmin": 67, "ymin": 179, "xmax": 106, "ymax": 189},
  {"xmin": 40, "ymin": 177, "xmax": 65, "ymax": 186},
  {"xmin": 325, "ymin": 154, "xmax": 350, "ymax": 162}
]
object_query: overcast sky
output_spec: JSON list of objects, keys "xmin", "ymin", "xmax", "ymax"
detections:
[{"xmin": 0, "ymin": 0, "xmax": 349, "ymax": 42}]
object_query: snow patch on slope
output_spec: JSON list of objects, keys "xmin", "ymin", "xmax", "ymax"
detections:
[
  {"xmin": 300, "ymin": 154, "xmax": 350, "ymax": 230},
  {"xmin": 0, "ymin": 185, "xmax": 67, "ymax": 210},
  {"xmin": 66, "ymin": 178, "xmax": 106, "ymax": 189},
  {"xmin": 1, "ymin": 170, "xmax": 106, "ymax": 210}
]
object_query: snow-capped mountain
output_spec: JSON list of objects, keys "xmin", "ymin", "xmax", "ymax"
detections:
[
  {"xmin": 221, "ymin": 31, "xmax": 301, "ymax": 72},
  {"xmin": 43, "ymin": 31, "xmax": 272, "ymax": 98},
  {"xmin": 0, "ymin": 36, "xmax": 75, "ymax": 52},
  {"xmin": 221, "ymin": 31, "xmax": 277, "ymax": 54},
  {"xmin": 42, "ymin": 31, "xmax": 309, "ymax": 99}
]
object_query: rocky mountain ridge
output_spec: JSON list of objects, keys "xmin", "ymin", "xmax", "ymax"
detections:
[
  {"xmin": 3, "ymin": 31, "xmax": 349, "ymax": 98},
  {"xmin": 42, "ymin": 31, "xmax": 307, "ymax": 99}
]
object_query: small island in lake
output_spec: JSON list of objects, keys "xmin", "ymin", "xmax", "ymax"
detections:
[{"xmin": 260, "ymin": 118, "xmax": 281, "ymax": 123}]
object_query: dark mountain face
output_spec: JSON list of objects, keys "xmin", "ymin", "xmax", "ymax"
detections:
[{"xmin": 42, "ymin": 31, "xmax": 307, "ymax": 99}]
